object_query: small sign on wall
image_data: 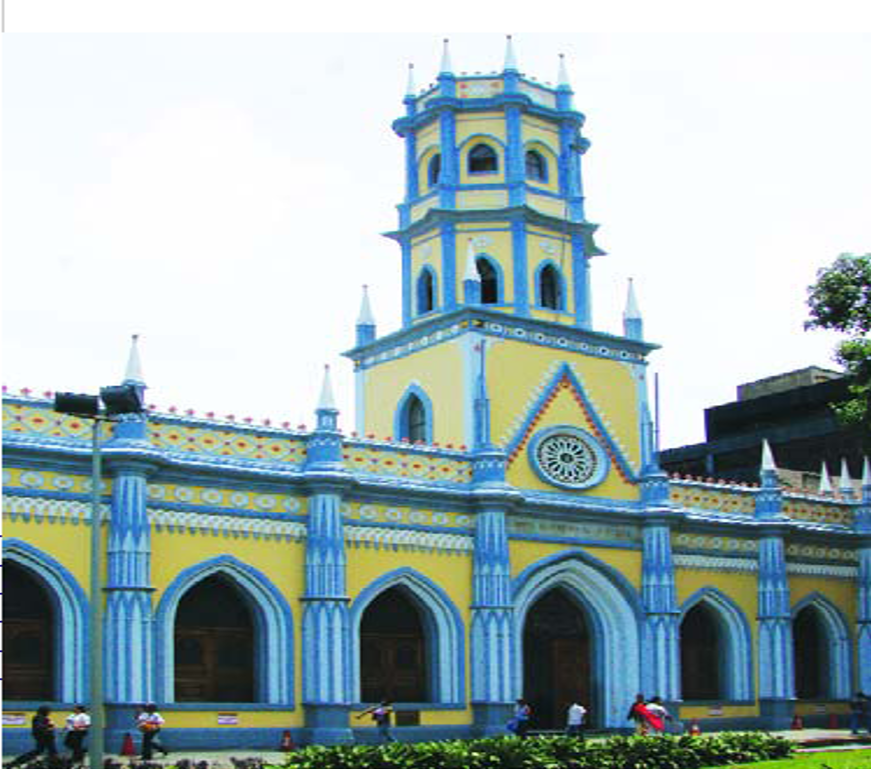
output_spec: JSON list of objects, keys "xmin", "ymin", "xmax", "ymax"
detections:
[
  {"xmin": 815, "ymin": 704, "xmax": 827, "ymax": 714},
  {"xmin": 3, "ymin": 714, "xmax": 28, "ymax": 726},
  {"xmin": 708, "ymin": 705, "xmax": 724, "ymax": 717},
  {"xmin": 217, "ymin": 713, "xmax": 239, "ymax": 726}
]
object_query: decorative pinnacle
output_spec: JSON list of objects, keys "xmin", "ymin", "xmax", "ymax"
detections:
[
  {"xmin": 405, "ymin": 63, "xmax": 416, "ymax": 97},
  {"xmin": 464, "ymin": 239, "xmax": 480, "ymax": 282},
  {"xmin": 839, "ymin": 458, "xmax": 853, "ymax": 492},
  {"xmin": 439, "ymin": 38, "xmax": 453, "ymax": 75},
  {"xmin": 819, "ymin": 461, "xmax": 833, "ymax": 494},
  {"xmin": 318, "ymin": 364, "xmax": 336, "ymax": 411},
  {"xmin": 504, "ymin": 34, "xmax": 518, "ymax": 71},
  {"xmin": 558, "ymin": 53, "xmax": 571, "ymax": 88},
  {"xmin": 761, "ymin": 439, "xmax": 776, "ymax": 472},
  {"xmin": 124, "ymin": 333, "xmax": 145, "ymax": 385},
  {"xmin": 863, "ymin": 457, "xmax": 871, "ymax": 487},
  {"xmin": 623, "ymin": 278, "xmax": 642, "ymax": 320},
  {"xmin": 357, "ymin": 284, "xmax": 375, "ymax": 325}
]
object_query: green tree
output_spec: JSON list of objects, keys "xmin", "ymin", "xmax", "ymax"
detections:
[{"xmin": 806, "ymin": 252, "xmax": 871, "ymax": 431}]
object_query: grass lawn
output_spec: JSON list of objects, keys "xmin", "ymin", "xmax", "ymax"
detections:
[{"xmin": 711, "ymin": 750, "xmax": 871, "ymax": 769}]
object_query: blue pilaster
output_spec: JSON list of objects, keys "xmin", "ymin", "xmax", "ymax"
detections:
[
  {"xmin": 439, "ymin": 108, "xmax": 458, "ymax": 209},
  {"xmin": 103, "ymin": 457, "xmax": 155, "ymax": 704},
  {"xmin": 505, "ymin": 106, "xmax": 525, "ymax": 207},
  {"xmin": 441, "ymin": 222, "xmax": 457, "ymax": 311},
  {"xmin": 855, "ymin": 480, "xmax": 871, "ymax": 691},
  {"xmin": 401, "ymin": 238, "xmax": 412, "ymax": 327},
  {"xmin": 405, "ymin": 131, "xmax": 419, "ymax": 202},
  {"xmin": 511, "ymin": 218, "xmax": 528, "ymax": 316},
  {"xmin": 571, "ymin": 232, "xmax": 590, "ymax": 328},
  {"xmin": 640, "ymin": 516, "xmax": 680, "ymax": 703},
  {"xmin": 302, "ymin": 404, "xmax": 353, "ymax": 743}
]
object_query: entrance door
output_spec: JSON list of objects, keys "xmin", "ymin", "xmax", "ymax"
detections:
[{"xmin": 523, "ymin": 588, "xmax": 591, "ymax": 728}]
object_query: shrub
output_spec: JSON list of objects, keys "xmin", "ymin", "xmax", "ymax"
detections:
[{"xmin": 281, "ymin": 732, "xmax": 794, "ymax": 769}]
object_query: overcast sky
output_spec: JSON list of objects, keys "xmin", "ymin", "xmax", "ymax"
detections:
[{"xmin": 3, "ymin": 26, "xmax": 870, "ymax": 449}]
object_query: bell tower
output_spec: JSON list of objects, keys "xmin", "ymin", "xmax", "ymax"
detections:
[
  {"xmin": 348, "ymin": 39, "xmax": 658, "ymax": 503},
  {"xmin": 389, "ymin": 37, "xmax": 603, "ymax": 330}
]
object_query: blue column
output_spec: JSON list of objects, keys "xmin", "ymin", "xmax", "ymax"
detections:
[
  {"xmin": 505, "ymin": 106, "xmax": 525, "ymax": 207},
  {"xmin": 571, "ymin": 231, "xmax": 590, "ymax": 328},
  {"xmin": 103, "ymin": 458, "xmax": 155, "ymax": 706},
  {"xmin": 439, "ymin": 108, "xmax": 458, "ymax": 209},
  {"xmin": 404, "ymin": 131, "xmax": 419, "ymax": 201},
  {"xmin": 640, "ymin": 515, "xmax": 680, "ymax": 704},
  {"xmin": 302, "ymin": 406, "xmax": 352, "ymax": 744},
  {"xmin": 441, "ymin": 221, "xmax": 457, "ymax": 311},
  {"xmin": 401, "ymin": 237, "xmax": 412, "ymax": 327},
  {"xmin": 511, "ymin": 219, "xmax": 528, "ymax": 316},
  {"xmin": 855, "ymin": 483, "xmax": 871, "ymax": 691}
]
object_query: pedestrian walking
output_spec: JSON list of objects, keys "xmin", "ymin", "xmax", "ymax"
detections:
[
  {"xmin": 137, "ymin": 704, "xmax": 169, "ymax": 759},
  {"xmin": 565, "ymin": 700, "xmax": 587, "ymax": 739},
  {"xmin": 849, "ymin": 692, "xmax": 865, "ymax": 734},
  {"xmin": 5, "ymin": 705, "xmax": 58, "ymax": 768},
  {"xmin": 645, "ymin": 696, "xmax": 671, "ymax": 735},
  {"xmin": 355, "ymin": 700, "xmax": 395, "ymax": 743},
  {"xmin": 508, "ymin": 698, "xmax": 532, "ymax": 739},
  {"xmin": 627, "ymin": 693, "xmax": 652, "ymax": 735},
  {"xmin": 63, "ymin": 705, "xmax": 90, "ymax": 764}
]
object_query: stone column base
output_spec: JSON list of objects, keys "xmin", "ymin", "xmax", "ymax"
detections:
[
  {"xmin": 472, "ymin": 703, "xmax": 514, "ymax": 737},
  {"xmin": 758, "ymin": 698, "xmax": 795, "ymax": 731},
  {"xmin": 303, "ymin": 704, "xmax": 354, "ymax": 745}
]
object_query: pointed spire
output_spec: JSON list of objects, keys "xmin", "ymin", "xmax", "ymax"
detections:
[
  {"xmin": 123, "ymin": 334, "xmax": 145, "ymax": 385},
  {"xmin": 357, "ymin": 285, "xmax": 375, "ymax": 325},
  {"xmin": 405, "ymin": 63, "xmax": 416, "ymax": 97},
  {"xmin": 439, "ymin": 38, "xmax": 453, "ymax": 75},
  {"xmin": 839, "ymin": 458, "xmax": 853, "ymax": 496},
  {"xmin": 863, "ymin": 457, "xmax": 871, "ymax": 487},
  {"xmin": 318, "ymin": 364, "xmax": 336, "ymax": 411},
  {"xmin": 819, "ymin": 461, "xmax": 833, "ymax": 494},
  {"xmin": 464, "ymin": 240, "xmax": 480, "ymax": 282},
  {"xmin": 558, "ymin": 53, "xmax": 571, "ymax": 88},
  {"xmin": 623, "ymin": 278, "xmax": 641, "ymax": 319},
  {"xmin": 761, "ymin": 439, "xmax": 777, "ymax": 472},
  {"xmin": 503, "ymin": 34, "xmax": 518, "ymax": 72}
]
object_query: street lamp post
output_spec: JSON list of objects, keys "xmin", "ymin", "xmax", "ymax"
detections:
[{"xmin": 54, "ymin": 384, "xmax": 145, "ymax": 769}]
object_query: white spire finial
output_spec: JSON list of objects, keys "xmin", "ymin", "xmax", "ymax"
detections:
[
  {"xmin": 357, "ymin": 284, "xmax": 375, "ymax": 325},
  {"xmin": 504, "ymin": 34, "xmax": 518, "ymax": 71},
  {"xmin": 863, "ymin": 457, "xmax": 871, "ymax": 487},
  {"xmin": 464, "ymin": 239, "xmax": 480, "ymax": 282},
  {"xmin": 318, "ymin": 364, "xmax": 336, "ymax": 410},
  {"xmin": 405, "ymin": 63, "xmax": 416, "ymax": 97},
  {"xmin": 440, "ymin": 38, "xmax": 453, "ymax": 74},
  {"xmin": 819, "ymin": 461, "xmax": 833, "ymax": 494},
  {"xmin": 761, "ymin": 439, "xmax": 776, "ymax": 472},
  {"xmin": 124, "ymin": 334, "xmax": 145, "ymax": 385},
  {"xmin": 623, "ymin": 278, "xmax": 641, "ymax": 320},
  {"xmin": 839, "ymin": 458, "xmax": 853, "ymax": 492},
  {"xmin": 558, "ymin": 53, "xmax": 571, "ymax": 88}
]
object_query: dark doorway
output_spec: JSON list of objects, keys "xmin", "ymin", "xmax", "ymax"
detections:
[
  {"xmin": 174, "ymin": 574, "xmax": 255, "ymax": 702},
  {"xmin": 3, "ymin": 561, "xmax": 55, "ymax": 700},
  {"xmin": 794, "ymin": 606, "xmax": 828, "ymax": 699},
  {"xmin": 523, "ymin": 588, "xmax": 591, "ymax": 728},
  {"xmin": 680, "ymin": 602, "xmax": 722, "ymax": 699},
  {"xmin": 360, "ymin": 587, "xmax": 428, "ymax": 702}
]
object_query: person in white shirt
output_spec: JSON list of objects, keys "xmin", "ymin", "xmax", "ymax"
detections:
[
  {"xmin": 64, "ymin": 705, "xmax": 91, "ymax": 764},
  {"xmin": 566, "ymin": 700, "xmax": 587, "ymax": 739},
  {"xmin": 645, "ymin": 696, "xmax": 671, "ymax": 734},
  {"xmin": 137, "ymin": 703, "xmax": 169, "ymax": 759}
]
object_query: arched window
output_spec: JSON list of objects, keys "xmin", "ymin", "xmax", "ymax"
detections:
[
  {"xmin": 681, "ymin": 602, "xmax": 722, "ymax": 700},
  {"xmin": 360, "ymin": 587, "xmax": 428, "ymax": 702},
  {"xmin": 400, "ymin": 393, "xmax": 428, "ymax": 443},
  {"xmin": 416, "ymin": 269, "xmax": 435, "ymax": 315},
  {"xmin": 476, "ymin": 257, "xmax": 499, "ymax": 304},
  {"xmin": 428, "ymin": 154, "xmax": 441, "ymax": 187},
  {"xmin": 539, "ymin": 264, "xmax": 562, "ymax": 310},
  {"xmin": 468, "ymin": 143, "xmax": 498, "ymax": 174},
  {"xmin": 794, "ymin": 606, "xmax": 829, "ymax": 699},
  {"xmin": 525, "ymin": 150, "xmax": 547, "ymax": 182},
  {"xmin": 3, "ymin": 562, "xmax": 54, "ymax": 700},
  {"xmin": 175, "ymin": 575, "xmax": 255, "ymax": 702}
]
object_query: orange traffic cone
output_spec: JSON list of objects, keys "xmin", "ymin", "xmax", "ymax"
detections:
[
  {"xmin": 791, "ymin": 714, "xmax": 804, "ymax": 730},
  {"xmin": 280, "ymin": 730, "xmax": 295, "ymax": 751},
  {"xmin": 689, "ymin": 719, "xmax": 701, "ymax": 736},
  {"xmin": 120, "ymin": 733, "xmax": 136, "ymax": 756}
]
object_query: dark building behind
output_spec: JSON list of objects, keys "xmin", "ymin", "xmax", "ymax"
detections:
[{"xmin": 660, "ymin": 367, "xmax": 867, "ymax": 487}]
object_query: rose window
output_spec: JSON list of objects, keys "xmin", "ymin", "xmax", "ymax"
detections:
[{"xmin": 529, "ymin": 426, "xmax": 609, "ymax": 489}]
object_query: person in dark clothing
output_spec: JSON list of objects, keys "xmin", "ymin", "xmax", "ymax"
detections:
[
  {"xmin": 63, "ymin": 705, "xmax": 90, "ymax": 764},
  {"xmin": 355, "ymin": 700, "xmax": 395, "ymax": 743},
  {"xmin": 849, "ymin": 692, "xmax": 865, "ymax": 735},
  {"xmin": 6, "ymin": 706, "xmax": 58, "ymax": 768}
]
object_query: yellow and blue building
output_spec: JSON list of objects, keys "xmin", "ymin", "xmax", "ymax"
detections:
[{"xmin": 4, "ymin": 39, "xmax": 871, "ymax": 750}]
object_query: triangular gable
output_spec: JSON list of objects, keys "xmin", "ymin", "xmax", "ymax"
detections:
[{"xmin": 503, "ymin": 362, "xmax": 638, "ymax": 484}]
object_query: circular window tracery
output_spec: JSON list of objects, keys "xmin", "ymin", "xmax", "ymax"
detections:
[{"xmin": 528, "ymin": 426, "xmax": 609, "ymax": 489}]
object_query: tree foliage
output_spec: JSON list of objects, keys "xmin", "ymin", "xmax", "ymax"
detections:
[{"xmin": 806, "ymin": 252, "xmax": 871, "ymax": 429}]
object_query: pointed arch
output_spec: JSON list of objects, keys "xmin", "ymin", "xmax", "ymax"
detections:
[
  {"xmin": 2, "ymin": 539, "xmax": 88, "ymax": 703},
  {"xmin": 525, "ymin": 149, "xmax": 548, "ymax": 182},
  {"xmin": 476, "ymin": 255, "xmax": 502, "ymax": 305},
  {"xmin": 394, "ymin": 383, "xmax": 433, "ymax": 444},
  {"xmin": 155, "ymin": 555, "xmax": 294, "ymax": 704},
  {"xmin": 680, "ymin": 588, "xmax": 754, "ymax": 701},
  {"xmin": 416, "ymin": 266, "xmax": 437, "ymax": 315},
  {"xmin": 792, "ymin": 592, "xmax": 851, "ymax": 700},
  {"xmin": 350, "ymin": 567, "xmax": 465, "ymax": 704},
  {"xmin": 513, "ymin": 550, "xmax": 642, "ymax": 728},
  {"xmin": 535, "ymin": 261, "xmax": 565, "ymax": 311},
  {"xmin": 427, "ymin": 153, "xmax": 441, "ymax": 187},
  {"xmin": 467, "ymin": 142, "xmax": 499, "ymax": 174}
]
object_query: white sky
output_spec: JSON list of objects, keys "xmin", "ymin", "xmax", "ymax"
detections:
[{"xmin": 3, "ymin": 8, "xmax": 871, "ymax": 449}]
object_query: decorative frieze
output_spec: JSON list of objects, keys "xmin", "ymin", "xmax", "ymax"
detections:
[
  {"xmin": 345, "ymin": 524, "xmax": 472, "ymax": 554},
  {"xmin": 147, "ymin": 508, "xmax": 306, "ymax": 541}
]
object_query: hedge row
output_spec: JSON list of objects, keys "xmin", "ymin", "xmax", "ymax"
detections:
[{"xmin": 282, "ymin": 732, "xmax": 794, "ymax": 769}]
